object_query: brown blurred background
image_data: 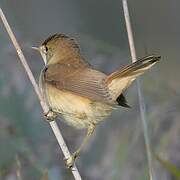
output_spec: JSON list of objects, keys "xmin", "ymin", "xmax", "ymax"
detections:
[{"xmin": 0, "ymin": 0, "xmax": 180, "ymax": 179}]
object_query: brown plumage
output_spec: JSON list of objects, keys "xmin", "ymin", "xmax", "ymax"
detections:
[{"xmin": 35, "ymin": 34, "xmax": 160, "ymax": 168}]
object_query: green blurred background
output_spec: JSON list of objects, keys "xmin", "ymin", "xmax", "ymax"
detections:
[{"xmin": 0, "ymin": 0, "xmax": 179, "ymax": 179}]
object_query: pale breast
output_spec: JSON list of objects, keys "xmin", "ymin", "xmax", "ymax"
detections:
[
  {"xmin": 45, "ymin": 84, "xmax": 114, "ymax": 129},
  {"xmin": 46, "ymin": 84, "xmax": 93, "ymax": 128}
]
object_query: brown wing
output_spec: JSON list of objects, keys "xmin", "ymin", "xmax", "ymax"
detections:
[{"xmin": 44, "ymin": 63, "xmax": 113, "ymax": 102}]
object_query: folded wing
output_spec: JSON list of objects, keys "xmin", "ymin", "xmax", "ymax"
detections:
[{"xmin": 44, "ymin": 63, "xmax": 113, "ymax": 102}]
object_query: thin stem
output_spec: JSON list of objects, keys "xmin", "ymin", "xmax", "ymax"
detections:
[
  {"xmin": 15, "ymin": 155, "xmax": 23, "ymax": 180},
  {"xmin": 122, "ymin": 1, "xmax": 155, "ymax": 180},
  {"xmin": 0, "ymin": 8, "xmax": 82, "ymax": 180}
]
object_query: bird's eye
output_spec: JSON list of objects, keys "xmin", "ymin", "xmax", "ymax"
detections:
[{"xmin": 45, "ymin": 46, "xmax": 48, "ymax": 52}]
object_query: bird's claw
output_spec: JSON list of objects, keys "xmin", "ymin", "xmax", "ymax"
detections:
[
  {"xmin": 64, "ymin": 153, "xmax": 78, "ymax": 169},
  {"xmin": 44, "ymin": 108, "xmax": 57, "ymax": 121},
  {"xmin": 64, "ymin": 156, "xmax": 75, "ymax": 169}
]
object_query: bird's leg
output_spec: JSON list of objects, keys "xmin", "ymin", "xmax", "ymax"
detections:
[
  {"xmin": 65, "ymin": 124, "xmax": 95, "ymax": 168},
  {"xmin": 42, "ymin": 88, "xmax": 57, "ymax": 121},
  {"xmin": 42, "ymin": 87, "xmax": 58, "ymax": 121},
  {"xmin": 39, "ymin": 67, "xmax": 57, "ymax": 121}
]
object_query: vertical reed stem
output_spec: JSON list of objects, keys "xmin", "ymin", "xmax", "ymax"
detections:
[{"xmin": 122, "ymin": 1, "xmax": 155, "ymax": 179}]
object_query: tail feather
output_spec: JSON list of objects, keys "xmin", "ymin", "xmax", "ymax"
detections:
[
  {"xmin": 106, "ymin": 55, "xmax": 160, "ymax": 100},
  {"xmin": 107, "ymin": 55, "xmax": 160, "ymax": 83}
]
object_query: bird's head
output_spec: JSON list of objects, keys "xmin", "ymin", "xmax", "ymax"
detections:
[{"xmin": 32, "ymin": 34, "xmax": 81, "ymax": 65}]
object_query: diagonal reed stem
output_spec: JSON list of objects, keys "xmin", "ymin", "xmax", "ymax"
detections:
[
  {"xmin": 122, "ymin": 1, "xmax": 155, "ymax": 180},
  {"xmin": 0, "ymin": 7, "xmax": 82, "ymax": 180}
]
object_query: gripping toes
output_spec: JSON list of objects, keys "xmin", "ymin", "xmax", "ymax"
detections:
[
  {"xmin": 44, "ymin": 108, "xmax": 57, "ymax": 121},
  {"xmin": 64, "ymin": 155, "xmax": 75, "ymax": 168}
]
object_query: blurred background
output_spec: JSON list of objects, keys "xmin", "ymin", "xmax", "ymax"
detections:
[{"xmin": 0, "ymin": 0, "xmax": 180, "ymax": 179}]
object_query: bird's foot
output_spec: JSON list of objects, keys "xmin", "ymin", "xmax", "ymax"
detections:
[
  {"xmin": 44, "ymin": 108, "xmax": 57, "ymax": 121},
  {"xmin": 64, "ymin": 152, "xmax": 79, "ymax": 169}
]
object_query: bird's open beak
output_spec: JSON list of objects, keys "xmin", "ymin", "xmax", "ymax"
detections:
[{"xmin": 31, "ymin": 46, "xmax": 40, "ymax": 51}]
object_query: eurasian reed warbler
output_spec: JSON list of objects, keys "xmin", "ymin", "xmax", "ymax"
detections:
[{"xmin": 33, "ymin": 34, "xmax": 160, "ymax": 168}]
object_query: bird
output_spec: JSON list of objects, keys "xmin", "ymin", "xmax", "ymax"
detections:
[{"xmin": 32, "ymin": 33, "xmax": 160, "ymax": 168}]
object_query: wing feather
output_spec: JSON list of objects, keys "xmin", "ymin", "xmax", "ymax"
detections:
[{"xmin": 44, "ymin": 64, "xmax": 113, "ymax": 102}]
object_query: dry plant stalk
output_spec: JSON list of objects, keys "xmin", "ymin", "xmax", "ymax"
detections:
[
  {"xmin": 15, "ymin": 155, "xmax": 23, "ymax": 180},
  {"xmin": 0, "ymin": 7, "xmax": 82, "ymax": 180},
  {"xmin": 122, "ymin": 0, "xmax": 155, "ymax": 180}
]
